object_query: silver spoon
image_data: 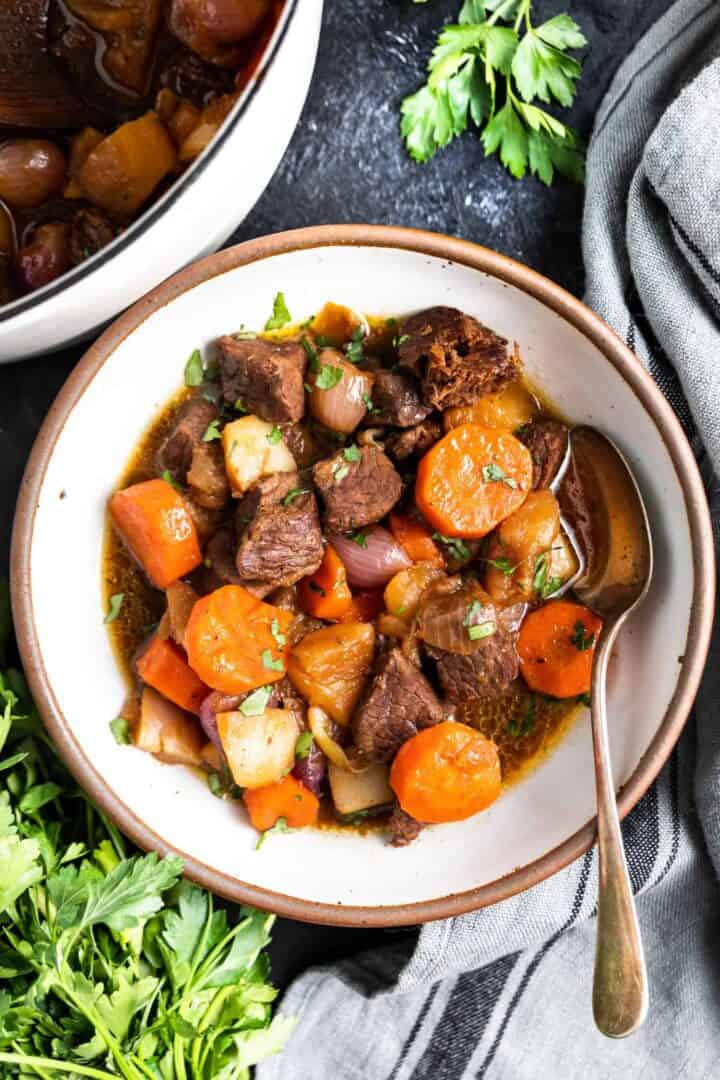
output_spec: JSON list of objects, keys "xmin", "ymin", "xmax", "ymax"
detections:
[{"xmin": 560, "ymin": 427, "xmax": 653, "ymax": 1038}]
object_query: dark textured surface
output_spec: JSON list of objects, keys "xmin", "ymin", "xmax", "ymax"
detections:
[{"xmin": 0, "ymin": 0, "xmax": 674, "ymax": 990}]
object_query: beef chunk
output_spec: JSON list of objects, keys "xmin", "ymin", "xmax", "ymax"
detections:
[
  {"xmin": 235, "ymin": 473, "xmax": 324, "ymax": 595},
  {"xmin": 370, "ymin": 370, "xmax": 431, "ymax": 428},
  {"xmin": 164, "ymin": 581, "xmax": 199, "ymax": 649},
  {"xmin": 217, "ymin": 336, "xmax": 307, "ymax": 423},
  {"xmin": 70, "ymin": 208, "xmax": 119, "ymax": 264},
  {"xmin": 312, "ymin": 446, "xmax": 402, "ymax": 530},
  {"xmin": 187, "ymin": 441, "xmax": 230, "ymax": 509},
  {"xmin": 518, "ymin": 419, "xmax": 569, "ymax": 490},
  {"xmin": 385, "ymin": 417, "xmax": 443, "ymax": 462},
  {"xmin": 398, "ymin": 306, "xmax": 518, "ymax": 410},
  {"xmin": 419, "ymin": 584, "xmax": 519, "ymax": 703},
  {"xmin": 201, "ymin": 526, "xmax": 241, "ymax": 590},
  {"xmin": 156, "ymin": 395, "xmax": 218, "ymax": 482},
  {"xmin": 352, "ymin": 648, "xmax": 444, "ymax": 763},
  {"xmin": 389, "ymin": 806, "xmax": 425, "ymax": 847}
]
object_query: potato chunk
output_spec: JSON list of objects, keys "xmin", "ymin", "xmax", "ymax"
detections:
[
  {"xmin": 287, "ymin": 623, "xmax": 375, "ymax": 726},
  {"xmin": 222, "ymin": 415, "xmax": 296, "ymax": 496},
  {"xmin": 444, "ymin": 380, "xmax": 538, "ymax": 433},
  {"xmin": 133, "ymin": 687, "xmax": 204, "ymax": 766},
  {"xmin": 217, "ymin": 708, "xmax": 298, "ymax": 789},
  {"xmin": 78, "ymin": 113, "xmax": 176, "ymax": 216},
  {"xmin": 328, "ymin": 762, "xmax": 393, "ymax": 817},
  {"xmin": 484, "ymin": 489, "xmax": 561, "ymax": 602}
]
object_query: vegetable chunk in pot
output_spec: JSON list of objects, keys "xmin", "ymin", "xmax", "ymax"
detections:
[
  {"xmin": 287, "ymin": 622, "xmax": 376, "ymax": 726},
  {"xmin": 329, "ymin": 761, "xmax": 394, "ymax": 817},
  {"xmin": 109, "ymin": 477, "xmax": 202, "ymax": 588},
  {"xmin": 222, "ymin": 415, "xmax": 296, "ymax": 496},
  {"xmin": 134, "ymin": 687, "xmax": 205, "ymax": 766},
  {"xmin": 218, "ymin": 708, "xmax": 298, "ymax": 789}
]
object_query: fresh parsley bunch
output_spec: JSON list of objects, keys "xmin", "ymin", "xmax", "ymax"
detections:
[
  {"xmin": 402, "ymin": 0, "xmax": 587, "ymax": 184},
  {"xmin": 0, "ymin": 626, "xmax": 292, "ymax": 1077}
]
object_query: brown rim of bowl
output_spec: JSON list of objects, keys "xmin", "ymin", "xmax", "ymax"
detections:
[{"xmin": 11, "ymin": 224, "xmax": 716, "ymax": 928}]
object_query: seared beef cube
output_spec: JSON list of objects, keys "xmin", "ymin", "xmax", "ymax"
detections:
[
  {"xmin": 201, "ymin": 526, "xmax": 241, "ymax": 589},
  {"xmin": 217, "ymin": 336, "xmax": 307, "ymax": 423},
  {"xmin": 155, "ymin": 395, "xmax": 218, "ymax": 482},
  {"xmin": 419, "ymin": 584, "xmax": 519, "ymax": 703},
  {"xmin": 371, "ymin": 370, "xmax": 431, "ymax": 428},
  {"xmin": 389, "ymin": 806, "xmax": 425, "ymax": 847},
  {"xmin": 235, "ymin": 473, "xmax": 324, "ymax": 595},
  {"xmin": 70, "ymin": 207, "xmax": 118, "ymax": 263},
  {"xmin": 385, "ymin": 417, "xmax": 443, "ymax": 462},
  {"xmin": 352, "ymin": 648, "xmax": 444, "ymax": 763},
  {"xmin": 312, "ymin": 446, "xmax": 402, "ymax": 530},
  {"xmin": 187, "ymin": 441, "xmax": 230, "ymax": 509},
  {"xmin": 518, "ymin": 419, "xmax": 569, "ymax": 490},
  {"xmin": 398, "ymin": 306, "xmax": 518, "ymax": 410}
]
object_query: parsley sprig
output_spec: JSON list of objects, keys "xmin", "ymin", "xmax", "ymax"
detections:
[{"xmin": 402, "ymin": 0, "xmax": 586, "ymax": 185}]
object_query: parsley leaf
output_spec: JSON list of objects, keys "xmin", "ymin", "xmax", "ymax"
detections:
[
  {"xmin": 301, "ymin": 336, "xmax": 319, "ymax": 370},
  {"xmin": 344, "ymin": 327, "xmax": 365, "ymax": 364},
  {"xmin": 295, "ymin": 731, "xmax": 314, "ymax": 759},
  {"xmin": 401, "ymin": 0, "xmax": 586, "ymax": 186},
  {"xmin": 362, "ymin": 392, "xmax": 381, "ymax": 414},
  {"xmin": 433, "ymin": 531, "xmax": 471, "ymax": 562},
  {"xmin": 468, "ymin": 621, "xmax": 496, "ymax": 641},
  {"xmin": 161, "ymin": 469, "xmax": 182, "ymax": 491},
  {"xmin": 532, "ymin": 550, "xmax": 563, "ymax": 598},
  {"xmin": 571, "ymin": 620, "xmax": 595, "ymax": 651},
  {"xmin": 265, "ymin": 291, "xmax": 292, "ymax": 330},
  {"xmin": 240, "ymin": 685, "xmax": 274, "ymax": 715},
  {"xmin": 261, "ymin": 649, "xmax": 284, "ymax": 672},
  {"xmin": 256, "ymin": 816, "xmax": 293, "ymax": 850},
  {"xmin": 315, "ymin": 364, "xmax": 344, "ymax": 390},
  {"xmin": 483, "ymin": 555, "xmax": 517, "ymax": 575},
  {"xmin": 103, "ymin": 593, "xmax": 124, "ymax": 624},
  {"xmin": 184, "ymin": 347, "xmax": 204, "ymax": 387},
  {"xmin": 349, "ymin": 530, "xmax": 368, "ymax": 548},
  {"xmin": 267, "ymin": 424, "xmax": 283, "ymax": 444},
  {"xmin": 283, "ymin": 487, "xmax": 310, "ymax": 506},
  {"xmin": 333, "ymin": 462, "xmax": 350, "ymax": 483},
  {"xmin": 343, "ymin": 443, "xmax": 361, "ymax": 462},
  {"xmin": 202, "ymin": 418, "xmax": 222, "ymax": 442},
  {"xmin": 270, "ymin": 618, "xmax": 286, "ymax": 647},
  {"xmin": 482, "ymin": 462, "xmax": 518, "ymax": 488},
  {"xmin": 109, "ymin": 717, "xmax": 131, "ymax": 745}
]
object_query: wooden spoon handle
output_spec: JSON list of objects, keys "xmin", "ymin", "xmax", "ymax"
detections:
[{"xmin": 591, "ymin": 626, "xmax": 649, "ymax": 1037}]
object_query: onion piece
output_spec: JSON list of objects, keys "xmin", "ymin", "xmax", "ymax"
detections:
[
  {"xmin": 308, "ymin": 349, "xmax": 373, "ymax": 434},
  {"xmin": 330, "ymin": 526, "xmax": 411, "ymax": 589},
  {"xmin": 418, "ymin": 585, "xmax": 498, "ymax": 656},
  {"xmin": 308, "ymin": 706, "xmax": 366, "ymax": 772}
]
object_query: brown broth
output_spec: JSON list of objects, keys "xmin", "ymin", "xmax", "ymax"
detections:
[{"xmin": 103, "ymin": 313, "xmax": 582, "ymax": 831}]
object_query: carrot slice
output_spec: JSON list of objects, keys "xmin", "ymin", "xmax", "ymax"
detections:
[
  {"xmin": 415, "ymin": 424, "xmax": 533, "ymax": 539},
  {"xmin": 244, "ymin": 775, "xmax": 320, "ymax": 832},
  {"xmin": 109, "ymin": 478, "xmax": 201, "ymax": 589},
  {"xmin": 517, "ymin": 600, "xmax": 603, "ymax": 698},
  {"xmin": 389, "ymin": 512, "xmax": 444, "ymax": 567},
  {"xmin": 338, "ymin": 590, "xmax": 385, "ymax": 623},
  {"xmin": 136, "ymin": 636, "xmax": 209, "ymax": 714},
  {"xmin": 298, "ymin": 544, "xmax": 352, "ymax": 620},
  {"xmin": 185, "ymin": 585, "xmax": 293, "ymax": 694},
  {"xmin": 390, "ymin": 721, "xmax": 501, "ymax": 824}
]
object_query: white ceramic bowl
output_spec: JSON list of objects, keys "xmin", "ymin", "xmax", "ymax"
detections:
[
  {"xmin": 0, "ymin": 0, "xmax": 322, "ymax": 363},
  {"xmin": 11, "ymin": 226, "xmax": 715, "ymax": 926}
]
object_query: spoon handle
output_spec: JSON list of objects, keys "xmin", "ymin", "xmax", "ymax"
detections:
[{"xmin": 591, "ymin": 625, "xmax": 649, "ymax": 1038}]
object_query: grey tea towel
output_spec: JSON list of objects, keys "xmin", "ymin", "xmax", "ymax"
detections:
[{"xmin": 258, "ymin": 2, "xmax": 720, "ymax": 1076}]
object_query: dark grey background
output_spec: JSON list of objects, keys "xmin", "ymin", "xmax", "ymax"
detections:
[{"xmin": 0, "ymin": 0, "xmax": 672, "ymax": 988}]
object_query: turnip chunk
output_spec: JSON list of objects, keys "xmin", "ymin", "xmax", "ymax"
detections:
[
  {"xmin": 222, "ymin": 415, "xmax": 295, "ymax": 496},
  {"xmin": 328, "ymin": 761, "xmax": 393, "ymax": 817},
  {"xmin": 134, "ymin": 687, "xmax": 205, "ymax": 766},
  {"xmin": 217, "ymin": 708, "xmax": 298, "ymax": 789}
]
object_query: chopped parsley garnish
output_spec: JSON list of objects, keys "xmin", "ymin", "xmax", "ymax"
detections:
[
  {"xmin": 270, "ymin": 618, "xmax": 286, "ymax": 647},
  {"xmin": 234, "ymin": 397, "xmax": 248, "ymax": 413},
  {"xmin": 184, "ymin": 348, "xmax": 204, "ymax": 387},
  {"xmin": 103, "ymin": 593, "xmax": 124, "ymax": 624},
  {"xmin": 109, "ymin": 716, "xmax": 131, "ymax": 745},
  {"xmin": 483, "ymin": 556, "xmax": 517, "ymax": 575},
  {"xmin": 349, "ymin": 530, "xmax": 368, "ymax": 548},
  {"xmin": 571, "ymin": 620, "xmax": 595, "ymax": 651},
  {"xmin": 482, "ymin": 462, "xmax": 518, "ymax": 489},
  {"xmin": 240, "ymin": 685, "xmax": 273, "ymax": 716},
  {"xmin": 333, "ymin": 462, "xmax": 350, "ymax": 483},
  {"xmin": 533, "ymin": 551, "xmax": 563, "ymax": 599},
  {"xmin": 256, "ymin": 816, "xmax": 293, "ymax": 850},
  {"xmin": 309, "ymin": 580, "xmax": 326, "ymax": 596},
  {"xmin": 301, "ymin": 336, "xmax": 319, "ymax": 370},
  {"xmin": 161, "ymin": 469, "xmax": 182, "ymax": 491},
  {"xmin": 264, "ymin": 291, "xmax": 292, "ymax": 330},
  {"xmin": 261, "ymin": 649, "xmax": 284, "ymax": 672},
  {"xmin": 314, "ymin": 334, "xmax": 336, "ymax": 347},
  {"xmin": 343, "ymin": 444, "xmax": 361, "ymax": 462},
  {"xmin": 208, "ymin": 772, "xmax": 225, "ymax": 798},
  {"xmin": 392, "ymin": 333, "xmax": 409, "ymax": 348},
  {"xmin": 468, "ymin": 622, "xmax": 496, "ymax": 641},
  {"xmin": 283, "ymin": 487, "xmax": 310, "ymax": 506},
  {"xmin": 344, "ymin": 327, "xmax": 365, "ymax": 364},
  {"xmin": 267, "ymin": 424, "xmax": 283, "ymax": 444},
  {"xmin": 315, "ymin": 364, "xmax": 344, "ymax": 391},
  {"xmin": 295, "ymin": 731, "xmax": 314, "ymax": 759},
  {"xmin": 508, "ymin": 696, "xmax": 537, "ymax": 738},
  {"xmin": 361, "ymin": 392, "xmax": 381, "ymax": 414},
  {"xmin": 432, "ymin": 532, "xmax": 471, "ymax": 562},
  {"xmin": 202, "ymin": 419, "xmax": 222, "ymax": 442}
]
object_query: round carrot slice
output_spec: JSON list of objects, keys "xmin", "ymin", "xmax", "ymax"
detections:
[
  {"xmin": 185, "ymin": 585, "xmax": 293, "ymax": 695},
  {"xmin": 518, "ymin": 600, "xmax": 603, "ymax": 698},
  {"xmin": 389, "ymin": 721, "xmax": 501, "ymax": 824},
  {"xmin": 415, "ymin": 423, "xmax": 533, "ymax": 538},
  {"xmin": 244, "ymin": 775, "xmax": 320, "ymax": 832}
]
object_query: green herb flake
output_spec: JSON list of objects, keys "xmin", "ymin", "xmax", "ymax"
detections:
[
  {"xmin": 184, "ymin": 347, "xmax": 204, "ymax": 387},
  {"xmin": 392, "ymin": 333, "xmax": 410, "ymax": 348},
  {"xmin": 267, "ymin": 424, "xmax": 283, "ymax": 444},
  {"xmin": 265, "ymin": 291, "xmax": 292, "ymax": 331},
  {"xmin": 344, "ymin": 326, "xmax": 365, "ymax": 365},
  {"xmin": 484, "ymin": 555, "xmax": 517, "ymax": 575},
  {"xmin": 362, "ymin": 392, "xmax": 381, "ymax": 414},
  {"xmin": 103, "ymin": 593, "xmax": 124, "ymax": 624},
  {"xmin": 270, "ymin": 618, "xmax": 286, "ymax": 647},
  {"xmin": 349, "ymin": 530, "xmax": 368, "ymax": 548},
  {"xmin": 208, "ymin": 771, "xmax": 225, "ymax": 798},
  {"xmin": 161, "ymin": 469, "xmax": 182, "ymax": 491},
  {"xmin": 256, "ymin": 816, "xmax": 293, "ymax": 850},
  {"xmin": 202, "ymin": 418, "xmax": 222, "ymax": 442},
  {"xmin": 482, "ymin": 462, "xmax": 518, "ymax": 489},
  {"xmin": 468, "ymin": 621, "xmax": 496, "ymax": 641},
  {"xmin": 343, "ymin": 443, "xmax": 361, "ymax": 462},
  {"xmin": 301, "ymin": 336, "xmax": 319, "ymax": 370},
  {"xmin": 240, "ymin": 684, "xmax": 274, "ymax": 715},
  {"xmin": 283, "ymin": 487, "xmax": 310, "ymax": 506},
  {"xmin": 109, "ymin": 716, "xmax": 131, "ymax": 745},
  {"xmin": 571, "ymin": 620, "xmax": 595, "ymax": 652},
  {"xmin": 234, "ymin": 397, "xmax": 248, "ymax": 413},
  {"xmin": 432, "ymin": 532, "xmax": 471, "ymax": 562},
  {"xmin": 261, "ymin": 649, "xmax": 284, "ymax": 672},
  {"xmin": 316, "ymin": 364, "xmax": 344, "ymax": 391},
  {"xmin": 333, "ymin": 462, "xmax": 350, "ymax": 484},
  {"xmin": 533, "ymin": 550, "xmax": 563, "ymax": 599},
  {"xmin": 295, "ymin": 731, "xmax": 314, "ymax": 759}
]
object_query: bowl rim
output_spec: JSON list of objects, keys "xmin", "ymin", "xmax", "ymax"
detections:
[
  {"xmin": 11, "ymin": 224, "xmax": 716, "ymax": 927},
  {"xmin": 0, "ymin": 0, "xmax": 304, "ymax": 326}
]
